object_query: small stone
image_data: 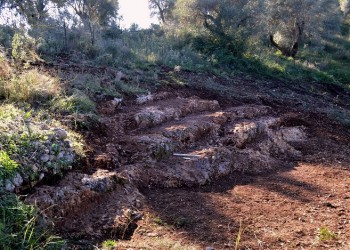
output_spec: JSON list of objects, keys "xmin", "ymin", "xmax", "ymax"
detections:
[
  {"xmin": 55, "ymin": 129, "xmax": 68, "ymax": 140},
  {"xmin": 134, "ymin": 199, "xmax": 142, "ymax": 208},
  {"xmin": 32, "ymin": 165, "xmax": 38, "ymax": 172},
  {"xmin": 12, "ymin": 173, "xmax": 23, "ymax": 187},
  {"xmin": 57, "ymin": 152, "xmax": 64, "ymax": 159},
  {"xmin": 40, "ymin": 154, "xmax": 50, "ymax": 162},
  {"xmin": 49, "ymin": 155, "xmax": 55, "ymax": 161},
  {"xmin": 40, "ymin": 124, "xmax": 49, "ymax": 130},
  {"xmin": 174, "ymin": 65, "xmax": 181, "ymax": 72},
  {"xmin": 64, "ymin": 153, "xmax": 74, "ymax": 163},
  {"xmin": 39, "ymin": 173, "xmax": 45, "ymax": 180},
  {"xmin": 64, "ymin": 140, "xmax": 71, "ymax": 147},
  {"xmin": 5, "ymin": 180, "xmax": 15, "ymax": 192},
  {"xmin": 146, "ymin": 232, "xmax": 158, "ymax": 237},
  {"xmin": 205, "ymin": 247, "xmax": 215, "ymax": 250}
]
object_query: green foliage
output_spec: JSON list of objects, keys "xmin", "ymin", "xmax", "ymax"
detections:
[
  {"xmin": 0, "ymin": 151, "xmax": 18, "ymax": 181},
  {"xmin": 10, "ymin": 32, "xmax": 38, "ymax": 65},
  {"xmin": 51, "ymin": 90, "xmax": 96, "ymax": 114},
  {"xmin": 318, "ymin": 226, "xmax": 337, "ymax": 241},
  {"xmin": 102, "ymin": 239, "xmax": 118, "ymax": 249},
  {"xmin": 11, "ymin": 33, "xmax": 23, "ymax": 62},
  {"xmin": 153, "ymin": 217, "xmax": 165, "ymax": 225},
  {"xmin": 0, "ymin": 104, "xmax": 83, "ymax": 191},
  {"xmin": 0, "ymin": 193, "xmax": 65, "ymax": 250}
]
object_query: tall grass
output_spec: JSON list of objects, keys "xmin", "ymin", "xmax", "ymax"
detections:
[
  {"xmin": 1, "ymin": 69, "xmax": 61, "ymax": 103},
  {"xmin": 0, "ymin": 193, "xmax": 65, "ymax": 250}
]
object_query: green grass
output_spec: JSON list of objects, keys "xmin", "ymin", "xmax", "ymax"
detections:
[
  {"xmin": 51, "ymin": 90, "xmax": 96, "ymax": 114},
  {"xmin": 101, "ymin": 239, "xmax": 118, "ymax": 249},
  {"xmin": 318, "ymin": 226, "xmax": 337, "ymax": 241},
  {"xmin": 0, "ymin": 193, "xmax": 65, "ymax": 250},
  {"xmin": 0, "ymin": 151, "xmax": 18, "ymax": 181},
  {"xmin": 1, "ymin": 69, "xmax": 61, "ymax": 104}
]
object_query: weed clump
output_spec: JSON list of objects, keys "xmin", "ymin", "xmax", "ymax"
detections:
[{"xmin": 318, "ymin": 226, "xmax": 337, "ymax": 241}]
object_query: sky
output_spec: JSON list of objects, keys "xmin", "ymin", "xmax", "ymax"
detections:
[{"xmin": 118, "ymin": 0, "xmax": 159, "ymax": 29}]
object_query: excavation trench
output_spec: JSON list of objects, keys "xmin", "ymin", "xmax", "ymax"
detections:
[{"xmin": 26, "ymin": 92, "xmax": 310, "ymax": 243}]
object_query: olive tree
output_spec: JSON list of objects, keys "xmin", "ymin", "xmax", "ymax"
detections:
[
  {"xmin": 148, "ymin": 0, "xmax": 175, "ymax": 24},
  {"xmin": 171, "ymin": 0, "xmax": 260, "ymax": 57},
  {"xmin": 263, "ymin": 0, "xmax": 342, "ymax": 57},
  {"xmin": 65, "ymin": 0, "xmax": 119, "ymax": 44}
]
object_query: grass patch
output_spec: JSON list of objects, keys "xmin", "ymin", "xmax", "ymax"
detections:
[
  {"xmin": 0, "ymin": 151, "xmax": 18, "ymax": 181},
  {"xmin": 318, "ymin": 226, "xmax": 337, "ymax": 241},
  {"xmin": 0, "ymin": 193, "xmax": 65, "ymax": 250},
  {"xmin": 1, "ymin": 69, "xmax": 61, "ymax": 104},
  {"xmin": 51, "ymin": 90, "xmax": 96, "ymax": 114},
  {"xmin": 101, "ymin": 239, "xmax": 118, "ymax": 249}
]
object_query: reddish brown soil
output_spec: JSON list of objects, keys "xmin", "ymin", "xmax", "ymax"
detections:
[
  {"xmin": 119, "ymin": 113, "xmax": 350, "ymax": 250},
  {"xmin": 45, "ymin": 67, "xmax": 350, "ymax": 249}
]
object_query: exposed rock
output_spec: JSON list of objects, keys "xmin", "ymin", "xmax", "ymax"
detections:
[
  {"xmin": 54, "ymin": 129, "xmax": 68, "ymax": 140},
  {"xmin": 81, "ymin": 170, "xmax": 126, "ymax": 192},
  {"xmin": 116, "ymin": 71, "xmax": 127, "ymax": 81},
  {"xmin": 132, "ymin": 97, "xmax": 220, "ymax": 129},
  {"xmin": 136, "ymin": 92, "xmax": 153, "ymax": 104},
  {"xmin": 12, "ymin": 172, "xmax": 23, "ymax": 187},
  {"xmin": 25, "ymin": 94, "xmax": 310, "ymax": 242},
  {"xmin": 229, "ymin": 121, "xmax": 265, "ymax": 148},
  {"xmin": 40, "ymin": 154, "xmax": 50, "ymax": 162},
  {"xmin": 5, "ymin": 180, "xmax": 15, "ymax": 192},
  {"xmin": 278, "ymin": 126, "xmax": 307, "ymax": 142}
]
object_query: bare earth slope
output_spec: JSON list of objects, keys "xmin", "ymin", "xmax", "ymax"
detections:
[{"xmin": 27, "ymin": 68, "xmax": 350, "ymax": 249}]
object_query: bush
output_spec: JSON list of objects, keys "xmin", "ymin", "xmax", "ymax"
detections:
[
  {"xmin": 0, "ymin": 49, "xmax": 12, "ymax": 81},
  {"xmin": 51, "ymin": 90, "xmax": 96, "ymax": 114}
]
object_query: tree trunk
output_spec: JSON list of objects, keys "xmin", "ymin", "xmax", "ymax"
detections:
[{"xmin": 270, "ymin": 35, "xmax": 298, "ymax": 58}]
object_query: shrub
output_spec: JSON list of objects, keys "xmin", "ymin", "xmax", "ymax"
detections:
[
  {"xmin": 0, "ymin": 50, "xmax": 12, "ymax": 80},
  {"xmin": 51, "ymin": 90, "xmax": 96, "ymax": 114},
  {"xmin": 102, "ymin": 239, "xmax": 118, "ymax": 249}
]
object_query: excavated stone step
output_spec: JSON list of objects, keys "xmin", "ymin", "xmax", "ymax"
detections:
[
  {"xmin": 118, "ymin": 134, "xmax": 175, "ymax": 163},
  {"xmin": 153, "ymin": 111, "xmax": 227, "ymax": 143},
  {"xmin": 26, "ymin": 169, "xmax": 144, "ymax": 240},
  {"xmin": 26, "ymin": 169, "xmax": 142, "ymax": 217},
  {"xmin": 222, "ymin": 105, "xmax": 272, "ymax": 120},
  {"xmin": 118, "ymin": 120, "xmax": 307, "ymax": 187},
  {"xmin": 117, "ymin": 111, "xmax": 228, "ymax": 163},
  {"xmin": 129, "ymin": 96, "xmax": 220, "ymax": 129},
  {"xmin": 223, "ymin": 117, "xmax": 280, "ymax": 148},
  {"xmin": 119, "ymin": 146, "xmax": 233, "ymax": 188}
]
